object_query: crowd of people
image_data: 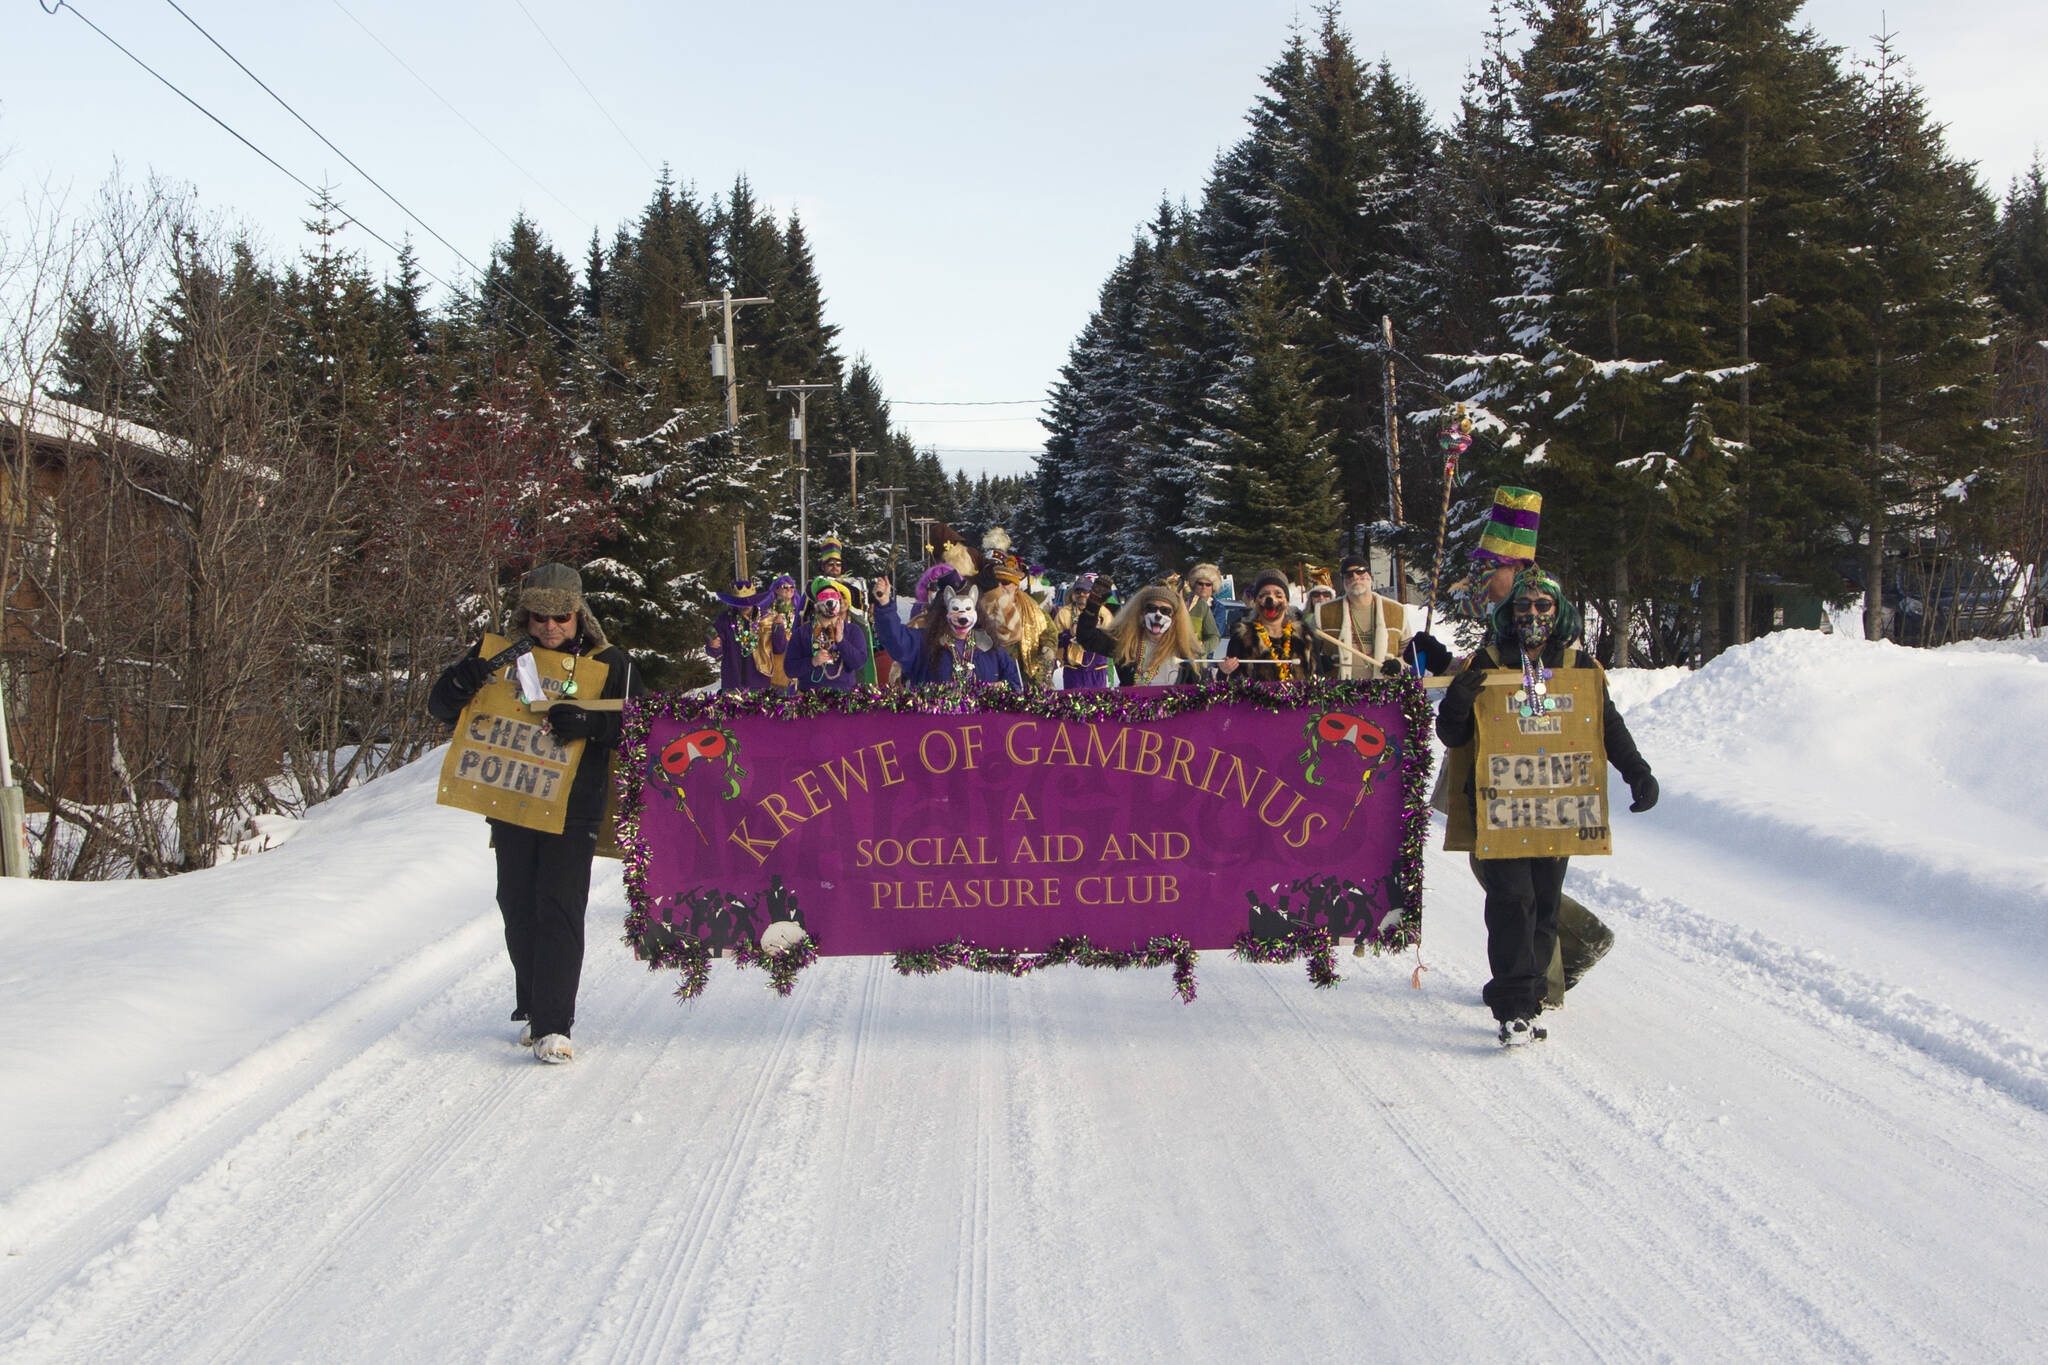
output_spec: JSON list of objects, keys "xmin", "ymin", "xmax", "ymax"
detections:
[{"xmin": 429, "ymin": 489, "xmax": 1657, "ymax": 1059}]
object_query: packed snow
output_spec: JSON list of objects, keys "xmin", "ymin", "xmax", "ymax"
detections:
[{"xmin": 2, "ymin": 630, "xmax": 2046, "ymax": 1362}]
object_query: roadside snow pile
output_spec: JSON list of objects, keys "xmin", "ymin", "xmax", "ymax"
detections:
[
  {"xmin": 1622, "ymin": 630, "xmax": 2048, "ymax": 931},
  {"xmin": 0, "ymin": 755, "xmax": 496, "ymax": 1204}
]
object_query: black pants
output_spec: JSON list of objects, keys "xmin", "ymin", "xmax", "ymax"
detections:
[
  {"xmin": 1468, "ymin": 854, "xmax": 1613, "ymax": 1007},
  {"xmin": 491, "ymin": 819, "xmax": 600, "ymax": 1039},
  {"xmin": 1475, "ymin": 855, "xmax": 1570, "ymax": 1022}
]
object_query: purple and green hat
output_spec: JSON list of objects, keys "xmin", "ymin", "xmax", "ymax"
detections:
[{"xmin": 1473, "ymin": 486, "xmax": 1541, "ymax": 566}]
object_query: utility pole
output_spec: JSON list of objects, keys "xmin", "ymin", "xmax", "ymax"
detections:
[
  {"xmin": 0, "ymin": 668, "xmax": 25, "ymax": 877},
  {"xmin": 1382, "ymin": 314, "xmax": 1407, "ymax": 596},
  {"xmin": 911, "ymin": 516, "xmax": 939, "ymax": 567},
  {"xmin": 684, "ymin": 287, "xmax": 770, "ymax": 432},
  {"xmin": 768, "ymin": 381, "xmax": 833, "ymax": 588},
  {"xmin": 830, "ymin": 449, "xmax": 877, "ymax": 531}
]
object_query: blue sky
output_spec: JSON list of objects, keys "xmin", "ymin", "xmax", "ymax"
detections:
[{"xmin": 4, "ymin": 1, "xmax": 2040, "ymax": 478}]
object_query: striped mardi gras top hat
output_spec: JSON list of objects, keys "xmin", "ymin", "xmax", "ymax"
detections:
[
  {"xmin": 818, "ymin": 531, "xmax": 845, "ymax": 563},
  {"xmin": 1474, "ymin": 487, "xmax": 1541, "ymax": 566}
]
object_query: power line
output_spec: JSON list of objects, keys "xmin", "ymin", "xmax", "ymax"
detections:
[
  {"xmin": 892, "ymin": 399, "xmax": 1044, "ymax": 406},
  {"xmin": 63, "ymin": 0, "xmax": 646, "ymax": 395},
  {"xmin": 510, "ymin": 0, "xmax": 658, "ymax": 174},
  {"xmin": 325, "ymin": 0, "xmax": 592, "ymax": 230}
]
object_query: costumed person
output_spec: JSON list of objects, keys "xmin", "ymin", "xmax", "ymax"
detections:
[
  {"xmin": 706, "ymin": 575, "xmax": 774, "ymax": 692},
  {"xmin": 1316, "ymin": 557, "xmax": 1411, "ymax": 679},
  {"xmin": 1051, "ymin": 573, "xmax": 1116, "ymax": 689},
  {"xmin": 976, "ymin": 528, "xmax": 1056, "ymax": 688},
  {"xmin": 758, "ymin": 574, "xmax": 802, "ymax": 695},
  {"xmin": 1422, "ymin": 487, "xmax": 1610, "ymax": 1005},
  {"xmin": 1304, "ymin": 564, "xmax": 1337, "ymax": 616},
  {"xmin": 1183, "ymin": 563, "xmax": 1225, "ymax": 656},
  {"xmin": 1071, "ymin": 578, "xmax": 1206, "ymax": 686},
  {"xmin": 870, "ymin": 566, "xmax": 1023, "ymax": 688},
  {"xmin": 1219, "ymin": 569, "xmax": 1318, "ymax": 681},
  {"xmin": 784, "ymin": 576, "xmax": 870, "ymax": 692},
  {"xmin": 1434, "ymin": 567, "xmax": 1657, "ymax": 1043},
  {"xmin": 816, "ymin": 532, "xmax": 880, "ymax": 687},
  {"xmin": 428, "ymin": 563, "xmax": 644, "ymax": 1065}
]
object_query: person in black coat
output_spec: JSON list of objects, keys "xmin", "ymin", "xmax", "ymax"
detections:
[
  {"xmin": 1219, "ymin": 568, "xmax": 1318, "ymax": 682},
  {"xmin": 428, "ymin": 563, "xmax": 644, "ymax": 1064},
  {"xmin": 1072, "ymin": 579, "xmax": 1209, "ymax": 686},
  {"xmin": 1434, "ymin": 567, "xmax": 1656, "ymax": 1043}
]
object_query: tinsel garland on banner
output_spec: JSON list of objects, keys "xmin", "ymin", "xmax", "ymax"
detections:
[
  {"xmin": 890, "ymin": 935, "xmax": 1200, "ymax": 1004},
  {"xmin": 1231, "ymin": 926, "xmax": 1342, "ymax": 989},
  {"xmin": 620, "ymin": 906, "xmax": 821, "ymax": 999},
  {"xmin": 614, "ymin": 676, "xmax": 1435, "ymax": 1003}
]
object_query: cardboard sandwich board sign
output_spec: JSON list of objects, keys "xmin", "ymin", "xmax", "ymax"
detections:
[
  {"xmin": 437, "ymin": 634, "xmax": 610, "ymax": 836},
  {"xmin": 1471, "ymin": 665, "xmax": 1611, "ymax": 859}
]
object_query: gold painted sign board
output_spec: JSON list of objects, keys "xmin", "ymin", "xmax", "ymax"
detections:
[
  {"xmin": 436, "ymin": 634, "xmax": 610, "ymax": 835},
  {"xmin": 1471, "ymin": 667, "xmax": 1610, "ymax": 860}
]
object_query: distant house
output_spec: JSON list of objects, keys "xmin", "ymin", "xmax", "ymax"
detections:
[{"xmin": 1, "ymin": 387, "xmax": 283, "ymax": 816}]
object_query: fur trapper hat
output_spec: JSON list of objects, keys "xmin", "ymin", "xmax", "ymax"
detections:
[{"xmin": 512, "ymin": 562, "xmax": 609, "ymax": 650}]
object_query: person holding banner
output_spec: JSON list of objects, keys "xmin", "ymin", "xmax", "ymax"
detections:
[
  {"xmin": 1072, "ymin": 579, "xmax": 1207, "ymax": 686},
  {"xmin": 1316, "ymin": 558, "xmax": 1411, "ymax": 679},
  {"xmin": 707, "ymin": 577, "xmax": 774, "ymax": 693},
  {"xmin": 429, "ymin": 563, "xmax": 644, "ymax": 1065},
  {"xmin": 1219, "ymin": 569, "xmax": 1319, "ymax": 681},
  {"xmin": 870, "ymin": 567, "xmax": 1023, "ymax": 689},
  {"xmin": 784, "ymin": 577, "xmax": 871, "ymax": 692},
  {"xmin": 1051, "ymin": 574, "xmax": 1116, "ymax": 689},
  {"xmin": 1434, "ymin": 567, "xmax": 1656, "ymax": 1044}
]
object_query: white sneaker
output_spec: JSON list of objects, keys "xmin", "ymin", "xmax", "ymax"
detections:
[
  {"xmin": 517, "ymin": 1025, "xmax": 532, "ymax": 1047},
  {"xmin": 533, "ymin": 1034, "xmax": 574, "ymax": 1064}
]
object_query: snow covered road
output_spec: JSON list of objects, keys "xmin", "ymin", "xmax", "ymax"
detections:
[{"xmin": 4, "ymin": 633, "xmax": 2046, "ymax": 1362}]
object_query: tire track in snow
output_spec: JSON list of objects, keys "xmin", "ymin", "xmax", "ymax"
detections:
[
  {"xmin": 589, "ymin": 966, "xmax": 824, "ymax": 1363},
  {"xmin": 0, "ymin": 912, "xmax": 504, "ymax": 1341},
  {"xmin": 1238, "ymin": 968, "xmax": 1637, "ymax": 1362},
  {"xmin": 951, "ymin": 974, "xmax": 994, "ymax": 1365}
]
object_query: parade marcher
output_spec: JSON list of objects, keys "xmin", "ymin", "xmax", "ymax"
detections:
[
  {"xmin": 428, "ymin": 563, "xmax": 644, "ymax": 1065},
  {"xmin": 1051, "ymin": 574, "xmax": 1116, "ymax": 689},
  {"xmin": 1434, "ymin": 567, "xmax": 1657, "ymax": 1043},
  {"xmin": 707, "ymin": 575, "xmax": 774, "ymax": 692},
  {"xmin": 1219, "ymin": 569, "xmax": 1318, "ymax": 681},
  {"xmin": 870, "ymin": 566, "xmax": 1024, "ymax": 689},
  {"xmin": 1073, "ymin": 578, "xmax": 1207, "ymax": 686},
  {"xmin": 817, "ymin": 533, "xmax": 879, "ymax": 686},
  {"xmin": 1183, "ymin": 563, "xmax": 1224, "ymax": 657},
  {"xmin": 1316, "ymin": 557, "xmax": 1410, "ymax": 679},
  {"xmin": 784, "ymin": 576, "xmax": 870, "ymax": 691},
  {"xmin": 977, "ymin": 528, "xmax": 1056, "ymax": 688},
  {"xmin": 1419, "ymin": 488, "xmax": 1614, "ymax": 1006},
  {"xmin": 759, "ymin": 574, "xmax": 802, "ymax": 694}
]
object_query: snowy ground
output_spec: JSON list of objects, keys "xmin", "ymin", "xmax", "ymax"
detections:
[{"xmin": 3, "ymin": 631, "xmax": 2046, "ymax": 1362}]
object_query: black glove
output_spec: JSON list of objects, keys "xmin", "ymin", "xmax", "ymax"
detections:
[
  {"xmin": 1627, "ymin": 771, "xmax": 1659, "ymax": 813},
  {"xmin": 1086, "ymin": 577, "xmax": 1114, "ymax": 612},
  {"xmin": 447, "ymin": 654, "xmax": 494, "ymax": 698},
  {"xmin": 1446, "ymin": 667, "xmax": 1485, "ymax": 706},
  {"xmin": 547, "ymin": 703, "xmax": 598, "ymax": 742},
  {"xmin": 1378, "ymin": 656, "xmax": 1406, "ymax": 678}
]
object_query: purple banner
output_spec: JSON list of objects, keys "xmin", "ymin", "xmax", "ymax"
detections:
[{"xmin": 619, "ymin": 683, "xmax": 1428, "ymax": 957}]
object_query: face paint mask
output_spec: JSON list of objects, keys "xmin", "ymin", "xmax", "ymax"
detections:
[
  {"xmin": 945, "ymin": 595, "xmax": 976, "ymax": 636},
  {"xmin": 1258, "ymin": 593, "xmax": 1286, "ymax": 619},
  {"xmin": 817, "ymin": 597, "xmax": 842, "ymax": 618},
  {"xmin": 1142, "ymin": 609, "xmax": 1172, "ymax": 636},
  {"xmin": 1513, "ymin": 596, "xmax": 1557, "ymax": 649}
]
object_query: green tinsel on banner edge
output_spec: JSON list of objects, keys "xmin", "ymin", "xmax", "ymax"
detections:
[
  {"xmin": 620, "ymin": 907, "xmax": 821, "ymax": 1000},
  {"xmin": 890, "ymin": 935, "xmax": 1201, "ymax": 1004},
  {"xmin": 1232, "ymin": 926, "xmax": 1342, "ymax": 988},
  {"xmin": 613, "ymin": 678, "xmax": 1435, "ymax": 1000}
]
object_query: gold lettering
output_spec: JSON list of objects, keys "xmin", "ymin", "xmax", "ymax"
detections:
[
  {"xmin": 1164, "ymin": 737, "xmax": 1197, "ymax": 788},
  {"xmin": 1083, "ymin": 725, "xmax": 1130, "ymax": 770},
  {"xmin": 1009, "ymin": 793, "xmax": 1038, "ymax": 822},
  {"xmin": 1132, "ymin": 729, "xmax": 1164, "ymax": 777},
  {"xmin": 1005, "ymin": 720, "xmax": 1041, "ymax": 764},
  {"xmin": 728, "ymin": 819, "xmax": 779, "ymax": 865},
  {"xmin": 919, "ymin": 729, "xmax": 959, "ymax": 773},
  {"xmin": 875, "ymin": 740, "xmax": 905, "ymax": 787},
  {"xmin": 1046, "ymin": 723, "xmax": 1078, "ymax": 766},
  {"xmin": 793, "ymin": 769, "xmax": 831, "ymax": 818}
]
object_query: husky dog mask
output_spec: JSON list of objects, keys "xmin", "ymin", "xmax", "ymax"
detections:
[{"xmin": 942, "ymin": 581, "xmax": 981, "ymax": 638}]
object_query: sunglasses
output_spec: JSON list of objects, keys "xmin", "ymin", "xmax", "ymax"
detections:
[
  {"xmin": 1514, "ymin": 598, "xmax": 1557, "ymax": 614},
  {"xmin": 532, "ymin": 613, "xmax": 575, "ymax": 626}
]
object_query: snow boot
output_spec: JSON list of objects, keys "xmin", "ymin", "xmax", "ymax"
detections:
[
  {"xmin": 533, "ymin": 1034, "xmax": 575, "ymax": 1065},
  {"xmin": 1497, "ymin": 1016, "xmax": 1547, "ymax": 1047}
]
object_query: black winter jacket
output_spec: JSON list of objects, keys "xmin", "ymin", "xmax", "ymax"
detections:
[{"xmin": 1434, "ymin": 639, "xmax": 1651, "ymax": 787}]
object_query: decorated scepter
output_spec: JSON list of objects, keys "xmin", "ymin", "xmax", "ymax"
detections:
[{"xmin": 1423, "ymin": 406, "xmax": 1474, "ymax": 639}]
